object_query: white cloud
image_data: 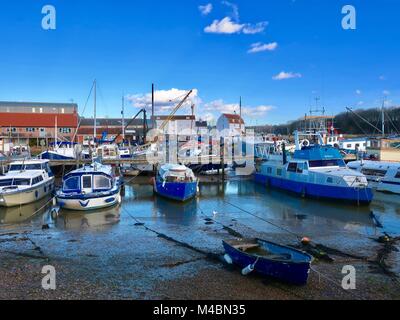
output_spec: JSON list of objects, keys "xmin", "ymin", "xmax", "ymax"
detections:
[
  {"xmin": 199, "ymin": 3, "xmax": 213, "ymax": 16},
  {"xmin": 242, "ymin": 22, "xmax": 269, "ymax": 34},
  {"xmin": 272, "ymin": 71, "xmax": 302, "ymax": 80},
  {"xmin": 248, "ymin": 42, "xmax": 278, "ymax": 53},
  {"xmin": 204, "ymin": 17, "xmax": 244, "ymax": 34},
  {"xmin": 383, "ymin": 90, "xmax": 390, "ymax": 96},
  {"xmin": 355, "ymin": 89, "xmax": 362, "ymax": 95},
  {"xmin": 379, "ymin": 75, "xmax": 386, "ymax": 81},
  {"xmin": 222, "ymin": 1, "xmax": 240, "ymax": 21},
  {"xmin": 204, "ymin": 17, "xmax": 268, "ymax": 34},
  {"xmin": 126, "ymin": 88, "xmax": 200, "ymax": 113},
  {"xmin": 203, "ymin": 99, "xmax": 274, "ymax": 118},
  {"xmin": 357, "ymin": 101, "xmax": 364, "ymax": 106}
]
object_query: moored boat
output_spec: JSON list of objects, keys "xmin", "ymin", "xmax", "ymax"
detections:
[
  {"xmin": 348, "ymin": 160, "xmax": 400, "ymax": 195},
  {"xmin": 57, "ymin": 161, "xmax": 122, "ymax": 211},
  {"xmin": 154, "ymin": 164, "xmax": 198, "ymax": 202},
  {"xmin": 254, "ymin": 131, "xmax": 374, "ymax": 204},
  {"xmin": 0, "ymin": 160, "xmax": 55, "ymax": 207},
  {"xmin": 223, "ymin": 238, "xmax": 313, "ymax": 286}
]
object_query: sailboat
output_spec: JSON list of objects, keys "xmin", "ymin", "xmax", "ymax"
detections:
[
  {"xmin": 40, "ymin": 117, "xmax": 77, "ymax": 160},
  {"xmin": 56, "ymin": 80, "xmax": 122, "ymax": 211}
]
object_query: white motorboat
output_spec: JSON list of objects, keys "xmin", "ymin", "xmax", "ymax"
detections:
[
  {"xmin": 0, "ymin": 160, "xmax": 55, "ymax": 207},
  {"xmin": 56, "ymin": 161, "xmax": 122, "ymax": 211},
  {"xmin": 348, "ymin": 160, "xmax": 400, "ymax": 194}
]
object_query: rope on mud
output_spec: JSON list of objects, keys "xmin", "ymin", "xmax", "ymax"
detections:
[{"xmin": 121, "ymin": 207, "xmax": 222, "ymax": 263}]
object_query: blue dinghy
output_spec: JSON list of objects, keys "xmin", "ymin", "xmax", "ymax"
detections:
[
  {"xmin": 223, "ymin": 238, "xmax": 313, "ymax": 286},
  {"xmin": 154, "ymin": 164, "xmax": 198, "ymax": 202}
]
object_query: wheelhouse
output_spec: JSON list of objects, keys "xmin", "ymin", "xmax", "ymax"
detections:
[{"xmin": 62, "ymin": 172, "xmax": 114, "ymax": 194}]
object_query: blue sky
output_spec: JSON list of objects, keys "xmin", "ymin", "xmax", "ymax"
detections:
[{"xmin": 0, "ymin": 0, "xmax": 398, "ymax": 125}]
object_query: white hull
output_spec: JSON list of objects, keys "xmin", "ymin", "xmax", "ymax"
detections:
[
  {"xmin": 57, "ymin": 191, "xmax": 122, "ymax": 211},
  {"xmin": 0, "ymin": 179, "xmax": 54, "ymax": 207},
  {"xmin": 377, "ymin": 182, "xmax": 400, "ymax": 194}
]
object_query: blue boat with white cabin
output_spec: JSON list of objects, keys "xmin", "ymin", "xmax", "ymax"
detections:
[
  {"xmin": 223, "ymin": 238, "xmax": 313, "ymax": 286},
  {"xmin": 154, "ymin": 164, "xmax": 198, "ymax": 202},
  {"xmin": 255, "ymin": 131, "xmax": 374, "ymax": 204},
  {"xmin": 57, "ymin": 161, "xmax": 122, "ymax": 211}
]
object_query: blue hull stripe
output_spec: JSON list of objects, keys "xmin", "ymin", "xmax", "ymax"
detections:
[
  {"xmin": 154, "ymin": 181, "xmax": 197, "ymax": 202},
  {"xmin": 41, "ymin": 152, "xmax": 75, "ymax": 160},
  {"xmin": 255, "ymin": 173, "xmax": 373, "ymax": 203}
]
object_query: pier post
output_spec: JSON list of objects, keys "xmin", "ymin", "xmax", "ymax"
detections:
[{"xmin": 221, "ymin": 136, "xmax": 225, "ymax": 182}]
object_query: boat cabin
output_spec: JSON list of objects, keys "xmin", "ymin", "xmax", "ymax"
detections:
[
  {"xmin": 0, "ymin": 171, "xmax": 46, "ymax": 189},
  {"xmin": 62, "ymin": 165, "xmax": 114, "ymax": 194},
  {"xmin": 7, "ymin": 160, "xmax": 53, "ymax": 176}
]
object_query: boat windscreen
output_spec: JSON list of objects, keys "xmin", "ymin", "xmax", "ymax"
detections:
[
  {"xmin": 0, "ymin": 179, "xmax": 13, "ymax": 187},
  {"xmin": 25, "ymin": 164, "xmax": 42, "ymax": 170},
  {"xmin": 63, "ymin": 176, "xmax": 80, "ymax": 191},
  {"xmin": 9, "ymin": 164, "xmax": 24, "ymax": 171},
  {"xmin": 13, "ymin": 179, "xmax": 31, "ymax": 186},
  {"xmin": 309, "ymin": 159, "xmax": 346, "ymax": 168}
]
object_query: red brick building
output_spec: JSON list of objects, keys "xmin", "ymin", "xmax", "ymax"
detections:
[{"xmin": 0, "ymin": 101, "xmax": 78, "ymax": 145}]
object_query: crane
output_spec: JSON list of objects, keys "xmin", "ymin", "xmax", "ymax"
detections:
[{"xmin": 158, "ymin": 90, "xmax": 193, "ymax": 132}]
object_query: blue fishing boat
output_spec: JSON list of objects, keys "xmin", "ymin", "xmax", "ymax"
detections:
[
  {"xmin": 223, "ymin": 238, "xmax": 313, "ymax": 286},
  {"xmin": 255, "ymin": 131, "xmax": 374, "ymax": 204},
  {"xmin": 40, "ymin": 142, "xmax": 77, "ymax": 160},
  {"xmin": 154, "ymin": 164, "xmax": 198, "ymax": 202},
  {"xmin": 57, "ymin": 161, "xmax": 122, "ymax": 211}
]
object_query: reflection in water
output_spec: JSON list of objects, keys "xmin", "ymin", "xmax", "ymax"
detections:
[
  {"xmin": 55, "ymin": 206, "xmax": 121, "ymax": 231},
  {"xmin": 0, "ymin": 195, "xmax": 53, "ymax": 225},
  {"xmin": 152, "ymin": 196, "xmax": 198, "ymax": 226}
]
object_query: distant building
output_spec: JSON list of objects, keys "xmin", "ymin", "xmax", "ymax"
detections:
[
  {"xmin": 195, "ymin": 120, "xmax": 209, "ymax": 135},
  {"xmin": 152, "ymin": 115, "xmax": 196, "ymax": 136},
  {"xmin": 0, "ymin": 101, "xmax": 78, "ymax": 145},
  {"xmin": 216, "ymin": 113, "xmax": 245, "ymax": 137},
  {"xmin": 77, "ymin": 118, "xmax": 148, "ymax": 145}
]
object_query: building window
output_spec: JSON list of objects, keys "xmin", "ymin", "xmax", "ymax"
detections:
[
  {"xmin": 32, "ymin": 108, "xmax": 36, "ymax": 113},
  {"xmin": 40, "ymin": 128, "xmax": 45, "ymax": 132},
  {"xmin": 39, "ymin": 108, "xmax": 43, "ymax": 113},
  {"xmin": 61, "ymin": 108, "xmax": 65, "ymax": 114},
  {"xmin": 26, "ymin": 128, "xmax": 36, "ymax": 132},
  {"xmin": 7, "ymin": 128, "xmax": 17, "ymax": 133},
  {"xmin": 59, "ymin": 128, "xmax": 72, "ymax": 134}
]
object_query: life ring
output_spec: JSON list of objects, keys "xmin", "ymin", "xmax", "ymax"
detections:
[{"xmin": 301, "ymin": 139, "xmax": 310, "ymax": 147}]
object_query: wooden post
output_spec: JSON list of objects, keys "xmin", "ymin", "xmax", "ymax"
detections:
[
  {"xmin": 166, "ymin": 134, "xmax": 170, "ymax": 164},
  {"xmin": 221, "ymin": 136, "xmax": 225, "ymax": 182}
]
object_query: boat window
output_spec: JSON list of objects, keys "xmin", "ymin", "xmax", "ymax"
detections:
[
  {"xmin": 287, "ymin": 163, "xmax": 297, "ymax": 173},
  {"xmin": 277, "ymin": 168, "xmax": 282, "ymax": 176},
  {"xmin": 361, "ymin": 168, "xmax": 387, "ymax": 177},
  {"xmin": 297, "ymin": 163, "xmax": 304, "ymax": 174},
  {"xmin": 32, "ymin": 176, "xmax": 44, "ymax": 185},
  {"xmin": 267, "ymin": 167, "xmax": 272, "ymax": 174},
  {"xmin": 0, "ymin": 179, "xmax": 13, "ymax": 187},
  {"xmin": 94, "ymin": 175, "xmax": 111, "ymax": 190},
  {"xmin": 9, "ymin": 164, "xmax": 23, "ymax": 171},
  {"xmin": 13, "ymin": 179, "xmax": 31, "ymax": 186},
  {"xmin": 25, "ymin": 164, "xmax": 42, "ymax": 170},
  {"xmin": 82, "ymin": 176, "xmax": 92, "ymax": 189},
  {"xmin": 327, "ymin": 177, "xmax": 334, "ymax": 184},
  {"xmin": 64, "ymin": 176, "xmax": 80, "ymax": 191},
  {"xmin": 309, "ymin": 159, "xmax": 346, "ymax": 168},
  {"xmin": 395, "ymin": 171, "xmax": 400, "ymax": 179}
]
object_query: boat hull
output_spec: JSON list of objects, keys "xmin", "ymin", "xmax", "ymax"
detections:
[
  {"xmin": 377, "ymin": 181, "xmax": 400, "ymax": 195},
  {"xmin": 0, "ymin": 180, "xmax": 54, "ymax": 207},
  {"xmin": 57, "ymin": 190, "xmax": 122, "ymax": 211},
  {"xmin": 223, "ymin": 239, "xmax": 312, "ymax": 286},
  {"xmin": 255, "ymin": 173, "xmax": 373, "ymax": 204},
  {"xmin": 40, "ymin": 151, "xmax": 75, "ymax": 160},
  {"xmin": 154, "ymin": 180, "xmax": 198, "ymax": 202}
]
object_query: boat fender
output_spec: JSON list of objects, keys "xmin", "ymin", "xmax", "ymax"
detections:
[
  {"xmin": 241, "ymin": 264, "xmax": 255, "ymax": 276},
  {"xmin": 301, "ymin": 237, "xmax": 311, "ymax": 246},
  {"xmin": 241, "ymin": 258, "xmax": 259, "ymax": 276},
  {"xmin": 52, "ymin": 197, "xmax": 57, "ymax": 206},
  {"xmin": 223, "ymin": 254, "xmax": 233, "ymax": 265}
]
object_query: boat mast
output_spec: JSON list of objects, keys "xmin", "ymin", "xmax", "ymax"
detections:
[
  {"xmin": 122, "ymin": 95, "xmax": 125, "ymax": 142},
  {"xmin": 55, "ymin": 116, "xmax": 58, "ymax": 147},
  {"xmin": 382, "ymin": 97, "xmax": 386, "ymax": 137},
  {"xmin": 93, "ymin": 79, "xmax": 97, "ymax": 146}
]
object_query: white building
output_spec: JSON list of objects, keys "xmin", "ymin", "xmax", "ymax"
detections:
[
  {"xmin": 216, "ymin": 114, "xmax": 245, "ymax": 137},
  {"xmin": 152, "ymin": 115, "xmax": 196, "ymax": 136},
  {"xmin": 340, "ymin": 138, "xmax": 368, "ymax": 152}
]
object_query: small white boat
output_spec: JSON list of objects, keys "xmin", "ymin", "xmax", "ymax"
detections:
[
  {"xmin": 97, "ymin": 144, "xmax": 119, "ymax": 160},
  {"xmin": 57, "ymin": 161, "xmax": 122, "ymax": 211},
  {"xmin": 0, "ymin": 160, "xmax": 55, "ymax": 207},
  {"xmin": 348, "ymin": 160, "xmax": 400, "ymax": 194}
]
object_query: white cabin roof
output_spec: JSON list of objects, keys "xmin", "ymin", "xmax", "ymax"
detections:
[
  {"xmin": 10, "ymin": 159, "xmax": 49, "ymax": 165},
  {"xmin": 2, "ymin": 171, "xmax": 42, "ymax": 179}
]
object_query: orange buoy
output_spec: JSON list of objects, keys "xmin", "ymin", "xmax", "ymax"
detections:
[{"xmin": 301, "ymin": 237, "xmax": 311, "ymax": 245}]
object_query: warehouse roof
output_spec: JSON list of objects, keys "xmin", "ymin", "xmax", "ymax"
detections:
[
  {"xmin": 0, "ymin": 101, "xmax": 78, "ymax": 109},
  {"xmin": 79, "ymin": 118, "xmax": 148, "ymax": 127}
]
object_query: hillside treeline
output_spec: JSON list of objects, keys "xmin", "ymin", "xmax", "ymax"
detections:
[{"xmin": 252, "ymin": 106, "xmax": 400, "ymax": 136}]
